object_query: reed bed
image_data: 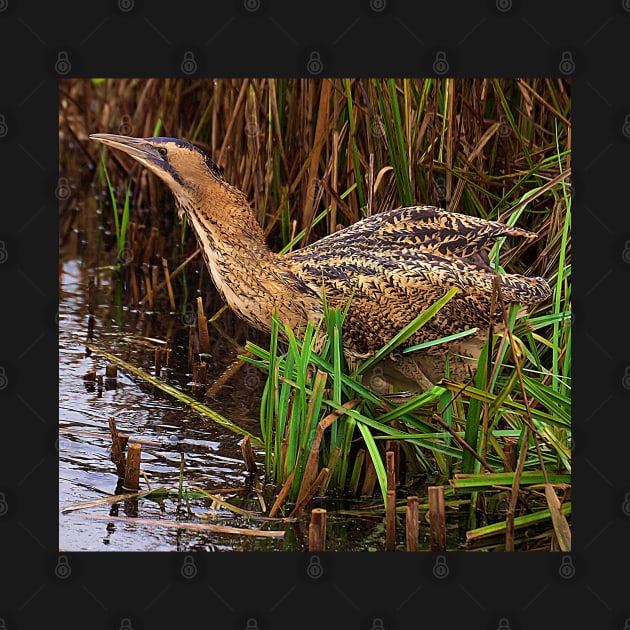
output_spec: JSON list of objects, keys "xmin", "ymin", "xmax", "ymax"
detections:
[{"xmin": 59, "ymin": 77, "xmax": 570, "ymax": 550}]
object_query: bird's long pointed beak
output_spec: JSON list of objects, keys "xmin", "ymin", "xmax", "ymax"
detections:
[{"xmin": 89, "ymin": 133, "xmax": 158, "ymax": 162}]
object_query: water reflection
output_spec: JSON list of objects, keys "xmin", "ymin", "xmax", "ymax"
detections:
[{"xmin": 59, "ymin": 256, "xmax": 271, "ymax": 551}]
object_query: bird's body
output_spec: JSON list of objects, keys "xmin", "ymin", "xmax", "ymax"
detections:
[{"xmin": 90, "ymin": 134, "xmax": 551, "ymax": 391}]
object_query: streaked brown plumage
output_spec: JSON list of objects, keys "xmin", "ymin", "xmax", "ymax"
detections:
[{"xmin": 89, "ymin": 134, "xmax": 551, "ymax": 391}]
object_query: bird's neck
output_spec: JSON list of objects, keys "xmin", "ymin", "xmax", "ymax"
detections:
[
  {"xmin": 181, "ymin": 183, "xmax": 318, "ymax": 332},
  {"xmin": 183, "ymin": 182, "xmax": 274, "ymax": 274}
]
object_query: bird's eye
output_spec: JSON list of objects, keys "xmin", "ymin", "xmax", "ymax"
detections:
[{"xmin": 158, "ymin": 147, "xmax": 167, "ymax": 157}]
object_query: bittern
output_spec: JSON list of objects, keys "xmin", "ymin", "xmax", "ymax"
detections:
[{"xmin": 90, "ymin": 134, "xmax": 551, "ymax": 391}]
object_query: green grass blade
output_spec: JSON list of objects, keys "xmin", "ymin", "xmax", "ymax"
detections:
[
  {"xmin": 356, "ymin": 422, "xmax": 388, "ymax": 503},
  {"xmin": 403, "ymin": 327, "xmax": 478, "ymax": 354},
  {"xmin": 84, "ymin": 342, "xmax": 262, "ymax": 446}
]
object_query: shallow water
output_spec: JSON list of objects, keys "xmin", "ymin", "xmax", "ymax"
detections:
[
  {"xmin": 59, "ymin": 256, "xmax": 258, "ymax": 549},
  {"xmin": 58, "ymin": 252, "xmax": 426, "ymax": 552}
]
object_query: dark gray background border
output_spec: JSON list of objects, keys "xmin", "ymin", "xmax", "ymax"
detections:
[{"xmin": 1, "ymin": 1, "xmax": 627, "ymax": 628}]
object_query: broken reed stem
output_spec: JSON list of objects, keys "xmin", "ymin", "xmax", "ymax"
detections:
[
  {"xmin": 405, "ymin": 496, "xmax": 419, "ymax": 552},
  {"xmin": 192, "ymin": 361, "xmax": 208, "ymax": 386},
  {"xmin": 361, "ymin": 453, "xmax": 377, "ymax": 497},
  {"xmin": 241, "ymin": 436, "xmax": 258, "ymax": 474},
  {"xmin": 141, "ymin": 263, "xmax": 153, "ymax": 310},
  {"xmin": 504, "ymin": 437, "xmax": 517, "ymax": 472},
  {"xmin": 254, "ymin": 477, "xmax": 266, "ymax": 513},
  {"xmin": 308, "ymin": 508, "xmax": 327, "ymax": 552},
  {"xmin": 142, "ymin": 226, "xmax": 158, "ymax": 264},
  {"xmin": 196, "ymin": 296, "xmax": 211, "ymax": 355},
  {"xmin": 129, "ymin": 265, "xmax": 140, "ymax": 306},
  {"xmin": 289, "ymin": 468, "xmax": 328, "ymax": 518},
  {"xmin": 428, "ymin": 485, "xmax": 447, "ymax": 552},
  {"xmin": 151, "ymin": 263, "xmax": 159, "ymax": 296},
  {"xmin": 161, "ymin": 257, "xmax": 176, "ymax": 311},
  {"xmin": 108, "ymin": 416, "xmax": 127, "ymax": 478},
  {"xmin": 187, "ymin": 325, "xmax": 196, "ymax": 371},
  {"xmin": 123, "ymin": 443, "xmax": 142, "ymax": 491},
  {"xmin": 296, "ymin": 399, "xmax": 359, "ymax": 505},
  {"xmin": 386, "ymin": 449, "xmax": 396, "ymax": 492},
  {"xmin": 386, "ymin": 489, "xmax": 396, "ymax": 551},
  {"xmin": 385, "ymin": 440, "xmax": 400, "ymax": 480},
  {"xmin": 269, "ymin": 469, "xmax": 295, "ymax": 518},
  {"xmin": 105, "ymin": 363, "xmax": 117, "ymax": 379}
]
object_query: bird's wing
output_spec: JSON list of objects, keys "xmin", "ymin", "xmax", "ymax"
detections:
[
  {"xmin": 286, "ymin": 206, "xmax": 549, "ymax": 354},
  {"xmin": 291, "ymin": 251, "xmax": 550, "ymax": 355},
  {"xmin": 288, "ymin": 206, "xmax": 537, "ymax": 262},
  {"xmin": 295, "ymin": 251, "xmax": 549, "ymax": 312}
]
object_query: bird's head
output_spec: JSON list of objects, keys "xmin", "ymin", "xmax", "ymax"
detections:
[{"xmin": 89, "ymin": 134, "xmax": 233, "ymax": 219}]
